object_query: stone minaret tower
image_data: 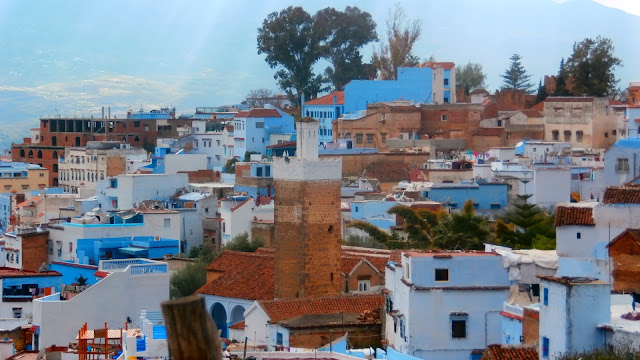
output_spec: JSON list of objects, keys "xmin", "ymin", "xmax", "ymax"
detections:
[{"xmin": 273, "ymin": 118, "xmax": 342, "ymax": 298}]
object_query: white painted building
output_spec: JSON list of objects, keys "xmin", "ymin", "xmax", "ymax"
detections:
[
  {"xmin": 521, "ymin": 141, "xmax": 571, "ymax": 163},
  {"xmin": 190, "ymin": 120, "xmax": 235, "ymax": 171},
  {"xmin": 32, "ymin": 258, "xmax": 169, "ymax": 350},
  {"xmin": 96, "ymin": 173, "xmax": 189, "ymax": 212},
  {"xmin": 219, "ymin": 197, "xmax": 274, "ymax": 245},
  {"xmin": 164, "ymin": 153, "xmax": 209, "ymax": 174},
  {"xmin": 58, "ymin": 142, "xmax": 147, "ymax": 194},
  {"xmin": 532, "ymin": 167, "xmax": 571, "ymax": 207},
  {"xmin": 233, "ymin": 107, "xmax": 295, "ymax": 159},
  {"xmin": 538, "ymin": 276, "xmax": 610, "ymax": 360},
  {"xmin": 384, "ymin": 251, "xmax": 510, "ymax": 360}
]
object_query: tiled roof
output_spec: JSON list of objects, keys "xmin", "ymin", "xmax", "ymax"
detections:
[
  {"xmin": 305, "ymin": 91, "xmax": 344, "ymax": 106},
  {"xmin": 607, "ymin": 228, "xmax": 640, "ymax": 248},
  {"xmin": 481, "ymin": 344, "xmax": 538, "ymax": 360},
  {"xmin": 529, "ymin": 101, "xmax": 545, "ymax": 111},
  {"xmin": 545, "ymin": 97, "xmax": 594, "ymax": 103},
  {"xmin": 17, "ymin": 195, "xmax": 41, "ymax": 208},
  {"xmin": 197, "ymin": 247, "xmax": 392, "ymax": 300},
  {"xmin": 246, "ymin": 109, "xmax": 282, "ymax": 118},
  {"xmin": 554, "ymin": 206, "xmax": 595, "ymax": 226},
  {"xmin": 0, "ymin": 268, "xmax": 61, "ymax": 278},
  {"xmin": 603, "ymin": 186, "xmax": 640, "ymax": 204},
  {"xmin": 234, "ymin": 111, "xmax": 250, "ymax": 118},
  {"xmin": 266, "ymin": 140, "xmax": 296, "ymax": 149},
  {"xmin": 197, "ymin": 250, "xmax": 275, "ymax": 300},
  {"xmin": 229, "ymin": 320, "xmax": 245, "ymax": 330},
  {"xmin": 258, "ymin": 295, "xmax": 383, "ymax": 322},
  {"xmin": 473, "ymin": 128, "xmax": 504, "ymax": 136}
]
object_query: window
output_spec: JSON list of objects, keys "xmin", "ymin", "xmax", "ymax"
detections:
[
  {"xmin": 542, "ymin": 336, "xmax": 549, "ymax": 358},
  {"xmin": 441, "ymin": 114, "xmax": 448, "ymax": 121},
  {"xmin": 435, "ymin": 268, "xmax": 449, "ymax": 282},
  {"xmin": 69, "ymin": 242, "xmax": 73, "ymax": 253},
  {"xmin": 612, "ymin": 129, "xmax": 617, "ymax": 136},
  {"xmin": 563, "ymin": 130, "xmax": 571, "ymax": 141},
  {"xmin": 356, "ymin": 134, "xmax": 363, "ymax": 144},
  {"xmin": 552, "ymin": 130, "xmax": 559, "ymax": 141},
  {"xmin": 366, "ymin": 134, "xmax": 374, "ymax": 144},
  {"xmin": 543, "ymin": 287, "xmax": 549, "ymax": 306},
  {"xmin": 604, "ymin": 131, "xmax": 609, "ymax": 138},
  {"xmin": 358, "ymin": 280, "xmax": 370, "ymax": 292},
  {"xmin": 22, "ymin": 185, "xmax": 28, "ymax": 190},
  {"xmin": 444, "ymin": 78, "xmax": 449, "ymax": 86},
  {"xmin": 451, "ymin": 317, "xmax": 467, "ymax": 338},
  {"xmin": 381, "ymin": 133, "xmax": 387, "ymax": 143},
  {"xmin": 444, "ymin": 97, "xmax": 449, "ymax": 103},
  {"xmin": 4, "ymin": 185, "xmax": 11, "ymax": 191},
  {"xmin": 40, "ymin": 173, "xmax": 44, "ymax": 177},
  {"xmin": 164, "ymin": 218, "xmax": 171, "ymax": 228},
  {"xmin": 399, "ymin": 319, "xmax": 406, "ymax": 339},
  {"xmin": 12, "ymin": 307, "xmax": 22, "ymax": 319},
  {"xmin": 576, "ymin": 130, "xmax": 583, "ymax": 142},
  {"xmin": 577, "ymin": 232, "xmax": 581, "ymax": 239},
  {"xmin": 616, "ymin": 158, "xmax": 630, "ymax": 173}
]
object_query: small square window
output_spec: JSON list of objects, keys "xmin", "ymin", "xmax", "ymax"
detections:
[
  {"xmin": 435, "ymin": 268, "xmax": 449, "ymax": 282},
  {"xmin": 441, "ymin": 114, "xmax": 448, "ymax": 121},
  {"xmin": 358, "ymin": 280, "xmax": 370, "ymax": 292},
  {"xmin": 164, "ymin": 218, "xmax": 171, "ymax": 228},
  {"xmin": 452, "ymin": 319, "xmax": 466, "ymax": 338},
  {"xmin": 577, "ymin": 232, "xmax": 581, "ymax": 239}
]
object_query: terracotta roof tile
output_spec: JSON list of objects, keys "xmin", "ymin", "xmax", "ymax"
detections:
[
  {"xmin": 529, "ymin": 101, "xmax": 545, "ymax": 111},
  {"xmin": 481, "ymin": 344, "xmax": 538, "ymax": 360},
  {"xmin": 603, "ymin": 186, "xmax": 640, "ymax": 204},
  {"xmin": 246, "ymin": 109, "xmax": 282, "ymax": 118},
  {"xmin": 305, "ymin": 91, "xmax": 344, "ymax": 106},
  {"xmin": 607, "ymin": 228, "xmax": 640, "ymax": 248},
  {"xmin": 234, "ymin": 111, "xmax": 250, "ymax": 118},
  {"xmin": 197, "ymin": 247, "xmax": 391, "ymax": 300},
  {"xmin": 229, "ymin": 320, "xmax": 245, "ymax": 330},
  {"xmin": 418, "ymin": 62, "xmax": 455, "ymax": 70},
  {"xmin": 519, "ymin": 109, "xmax": 543, "ymax": 118},
  {"xmin": 259, "ymin": 295, "xmax": 383, "ymax": 322},
  {"xmin": 197, "ymin": 251, "xmax": 275, "ymax": 300},
  {"xmin": 554, "ymin": 206, "xmax": 595, "ymax": 226}
]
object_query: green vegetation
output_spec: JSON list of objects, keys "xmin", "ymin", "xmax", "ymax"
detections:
[
  {"xmin": 224, "ymin": 158, "xmax": 238, "ymax": 174},
  {"xmin": 501, "ymin": 54, "xmax": 534, "ymax": 93},
  {"xmin": 565, "ymin": 36, "xmax": 622, "ymax": 97},
  {"xmin": 457, "ymin": 62, "xmax": 487, "ymax": 96}
]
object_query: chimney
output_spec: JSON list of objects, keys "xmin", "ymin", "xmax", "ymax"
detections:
[{"xmin": 102, "ymin": 107, "xmax": 105, "ymax": 119}]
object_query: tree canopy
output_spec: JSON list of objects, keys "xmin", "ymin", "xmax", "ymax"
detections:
[
  {"xmin": 457, "ymin": 62, "xmax": 487, "ymax": 96},
  {"xmin": 372, "ymin": 4, "xmax": 421, "ymax": 80},
  {"xmin": 565, "ymin": 36, "xmax": 622, "ymax": 97},
  {"xmin": 257, "ymin": 6, "xmax": 377, "ymax": 104},
  {"xmin": 501, "ymin": 54, "xmax": 534, "ymax": 93},
  {"xmin": 553, "ymin": 58, "xmax": 571, "ymax": 96},
  {"xmin": 315, "ymin": 6, "xmax": 378, "ymax": 90}
]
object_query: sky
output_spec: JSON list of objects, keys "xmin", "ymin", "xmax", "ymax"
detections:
[{"xmin": 0, "ymin": 0, "xmax": 638, "ymax": 124}]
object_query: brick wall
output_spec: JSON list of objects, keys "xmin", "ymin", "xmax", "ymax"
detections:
[
  {"xmin": 345, "ymin": 263, "xmax": 384, "ymax": 293},
  {"xmin": 288, "ymin": 325, "xmax": 381, "ymax": 349},
  {"xmin": 21, "ymin": 231, "xmax": 49, "ymax": 272},
  {"xmin": 274, "ymin": 179, "xmax": 342, "ymax": 298},
  {"xmin": 522, "ymin": 307, "xmax": 539, "ymax": 345},
  {"xmin": 609, "ymin": 233, "xmax": 640, "ymax": 293},
  {"xmin": 251, "ymin": 222, "xmax": 275, "ymax": 247}
]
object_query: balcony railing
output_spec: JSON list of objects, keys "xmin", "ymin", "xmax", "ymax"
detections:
[{"xmin": 129, "ymin": 264, "xmax": 168, "ymax": 275}]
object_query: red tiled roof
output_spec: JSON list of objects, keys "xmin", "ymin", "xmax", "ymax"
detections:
[
  {"xmin": 258, "ymin": 295, "xmax": 383, "ymax": 322},
  {"xmin": 545, "ymin": 97, "xmax": 594, "ymax": 103},
  {"xmin": 17, "ymin": 195, "xmax": 41, "ymax": 208},
  {"xmin": 418, "ymin": 62, "xmax": 455, "ymax": 70},
  {"xmin": 197, "ymin": 250, "xmax": 275, "ymax": 300},
  {"xmin": 0, "ymin": 267, "xmax": 60, "ymax": 278},
  {"xmin": 229, "ymin": 320, "xmax": 245, "ymax": 330},
  {"xmin": 473, "ymin": 128, "xmax": 504, "ymax": 136},
  {"xmin": 234, "ymin": 111, "xmax": 250, "ymax": 118},
  {"xmin": 607, "ymin": 228, "xmax": 640, "ymax": 248},
  {"xmin": 554, "ymin": 206, "xmax": 595, "ymax": 226},
  {"xmin": 405, "ymin": 250, "xmax": 499, "ymax": 258},
  {"xmin": 305, "ymin": 91, "xmax": 344, "ymax": 106},
  {"xmin": 603, "ymin": 186, "xmax": 640, "ymax": 204},
  {"xmin": 481, "ymin": 344, "xmax": 538, "ymax": 360},
  {"xmin": 520, "ymin": 109, "xmax": 543, "ymax": 118},
  {"xmin": 197, "ymin": 247, "xmax": 392, "ymax": 300},
  {"xmin": 266, "ymin": 140, "xmax": 296, "ymax": 149},
  {"xmin": 246, "ymin": 109, "xmax": 282, "ymax": 118},
  {"xmin": 529, "ymin": 101, "xmax": 545, "ymax": 111}
]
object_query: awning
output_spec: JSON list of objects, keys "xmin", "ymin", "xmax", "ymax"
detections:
[{"xmin": 118, "ymin": 247, "xmax": 148, "ymax": 256}]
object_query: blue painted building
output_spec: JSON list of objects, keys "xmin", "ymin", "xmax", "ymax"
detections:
[
  {"xmin": 427, "ymin": 181, "xmax": 509, "ymax": 210},
  {"xmin": 0, "ymin": 193, "xmax": 10, "ymax": 234},
  {"xmin": 603, "ymin": 137, "xmax": 640, "ymax": 186},
  {"xmin": 76, "ymin": 236, "xmax": 179, "ymax": 265},
  {"xmin": 49, "ymin": 261, "xmax": 100, "ymax": 286},
  {"xmin": 351, "ymin": 200, "xmax": 398, "ymax": 232},
  {"xmin": 234, "ymin": 162, "xmax": 274, "ymax": 198},
  {"xmin": 301, "ymin": 91, "xmax": 344, "ymax": 144},
  {"xmin": 233, "ymin": 107, "xmax": 295, "ymax": 159}
]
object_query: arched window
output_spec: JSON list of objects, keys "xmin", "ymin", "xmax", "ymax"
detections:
[
  {"xmin": 28, "ymin": 150, "xmax": 33, "ymax": 158},
  {"xmin": 52, "ymin": 151, "xmax": 58, "ymax": 159},
  {"xmin": 37, "ymin": 150, "xmax": 43, "ymax": 158},
  {"xmin": 19, "ymin": 149, "xmax": 25, "ymax": 157},
  {"xmin": 135, "ymin": 136, "xmax": 140, "ymax": 142}
]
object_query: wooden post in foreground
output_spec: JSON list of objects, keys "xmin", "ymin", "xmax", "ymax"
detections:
[{"xmin": 161, "ymin": 296, "xmax": 222, "ymax": 360}]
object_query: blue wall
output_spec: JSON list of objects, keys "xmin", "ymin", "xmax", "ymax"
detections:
[
  {"xmin": 49, "ymin": 262, "xmax": 100, "ymax": 285},
  {"xmin": 502, "ymin": 316, "xmax": 523, "ymax": 345},
  {"xmin": 76, "ymin": 236, "xmax": 179, "ymax": 265},
  {"xmin": 351, "ymin": 201, "xmax": 398, "ymax": 231},
  {"xmin": 409, "ymin": 255, "xmax": 510, "ymax": 288},
  {"xmin": 428, "ymin": 183, "xmax": 508, "ymax": 210},
  {"xmin": 344, "ymin": 67, "xmax": 433, "ymax": 114},
  {"xmin": 0, "ymin": 193, "xmax": 10, "ymax": 234},
  {"xmin": 2, "ymin": 274, "xmax": 63, "ymax": 294}
]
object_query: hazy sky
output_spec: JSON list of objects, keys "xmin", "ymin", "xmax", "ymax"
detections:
[{"xmin": 0, "ymin": 0, "xmax": 638, "ymax": 118}]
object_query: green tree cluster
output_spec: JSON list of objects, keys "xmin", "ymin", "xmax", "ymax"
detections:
[
  {"xmin": 565, "ymin": 36, "xmax": 622, "ymax": 97},
  {"xmin": 495, "ymin": 195, "xmax": 555, "ymax": 250},
  {"xmin": 257, "ymin": 6, "xmax": 377, "ymax": 104},
  {"xmin": 457, "ymin": 62, "xmax": 487, "ymax": 96},
  {"xmin": 501, "ymin": 54, "xmax": 534, "ymax": 93}
]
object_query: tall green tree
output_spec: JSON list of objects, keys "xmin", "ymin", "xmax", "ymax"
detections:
[
  {"xmin": 535, "ymin": 79, "xmax": 548, "ymax": 104},
  {"xmin": 457, "ymin": 62, "xmax": 487, "ymax": 96},
  {"xmin": 553, "ymin": 58, "xmax": 571, "ymax": 96},
  {"xmin": 314, "ymin": 7, "xmax": 378, "ymax": 90},
  {"xmin": 565, "ymin": 36, "xmax": 622, "ymax": 97},
  {"xmin": 431, "ymin": 200, "xmax": 491, "ymax": 250},
  {"xmin": 501, "ymin": 54, "xmax": 534, "ymax": 93},
  {"xmin": 496, "ymin": 194, "xmax": 555, "ymax": 249},
  {"xmin": 372, "ymin": 3, "xmax": 421, "ymax": 80},
  {"xmin": 257, "ymin": 6, "xmax": 326, "ymax": 105}
]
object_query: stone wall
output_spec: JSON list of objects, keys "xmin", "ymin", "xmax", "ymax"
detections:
[
  {"xmin": 522, "ymin": 307, "xmax": 539, "ymax": 345},
  {"xmin": 22, "ymin": 231, "xmax": 49, "ymax": 272}
]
